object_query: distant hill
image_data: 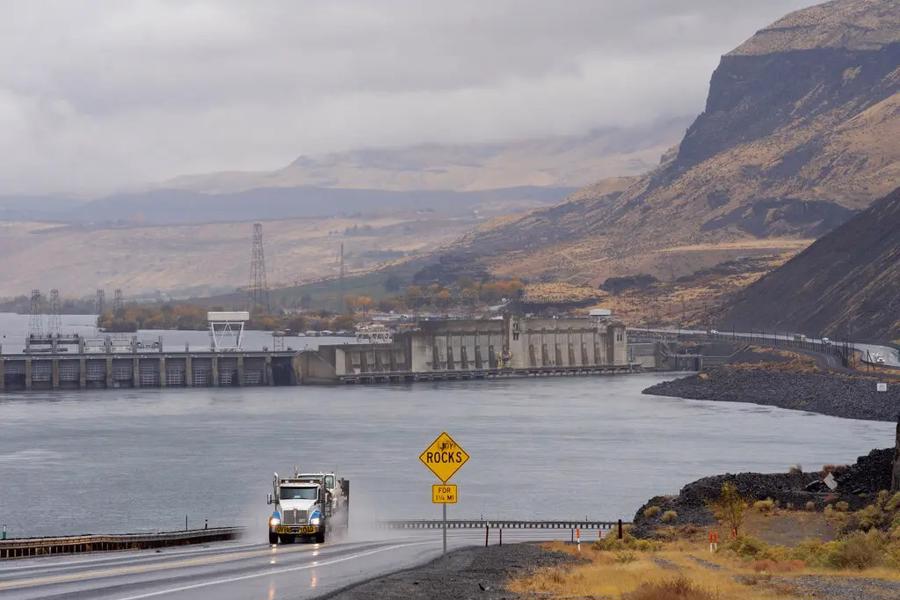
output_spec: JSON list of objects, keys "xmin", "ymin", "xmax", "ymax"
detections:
[
  {"xmin": 450, "ymin": 0, "xmax": 900, "ymax": 285},
  {"xmin": 721, "ymin": 186, "xmax": 900, "ymax": 342},
  {"xmin": 161, "ymin": 118, "xmax": 690, "ymax": 194},
  {"xmin": 55, "ymin": 185, "xmax": 578, "ymax": 226}
]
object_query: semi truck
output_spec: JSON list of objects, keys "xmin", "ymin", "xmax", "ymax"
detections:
[{"xmin": 267, "ymin": 470, "xmax": 349, "ymax": 544}]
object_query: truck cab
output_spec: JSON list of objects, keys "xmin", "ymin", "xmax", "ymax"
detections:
[{"xmin": 267, "ymin": 471, "xmax": 349, "ymax": 544}]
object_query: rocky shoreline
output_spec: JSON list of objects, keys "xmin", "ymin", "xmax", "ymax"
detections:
[
  {"xmin": 632, "ymin": 447, "xmax": 895, "ymax": 537},
  {"xmin": 643, "ymin": 366, "xmax": 899, "ymax": 422}
]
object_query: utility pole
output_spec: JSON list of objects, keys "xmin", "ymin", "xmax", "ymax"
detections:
[{"xmin": 249, "ymin": 223, "xmax": 270, "ymax": 314}]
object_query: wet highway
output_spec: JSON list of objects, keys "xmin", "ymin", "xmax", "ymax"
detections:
[{"xmin": 0, "ymin": 531, "xmax": 570, "ymax": 599}]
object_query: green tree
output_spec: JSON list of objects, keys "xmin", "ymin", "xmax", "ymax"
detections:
[{"xmin": 709, "ymin": 482, "xmax": 747, "ymax": 537}]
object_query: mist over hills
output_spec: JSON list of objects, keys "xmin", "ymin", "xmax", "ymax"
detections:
[
  {"xmin": 161, "ymin": 118, "xmax": 690, "ymax": 195},
  {"xmin": 445, "ymin": 0, "xmax": 900, "ymax": 285}
]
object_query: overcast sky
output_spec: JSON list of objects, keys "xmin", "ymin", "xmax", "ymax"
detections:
[{"xmin": 0, "ymin": 0, "xmax": 814, "ymax": 196}]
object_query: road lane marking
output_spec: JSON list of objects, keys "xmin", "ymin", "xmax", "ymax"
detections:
[
  {"xmin": 0, "ymin": 541, "xmax": 389, "ymax": 591},
  {"xmin": 111, "ymin": 541, "xmax": 437, "ymax": 600},
  {"xmin": 0, "ymin": 542, "xmax": 263, "ymax": 574}
]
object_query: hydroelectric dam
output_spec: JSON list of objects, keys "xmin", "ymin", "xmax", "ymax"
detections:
[{"xmin": 1, "ymin": 313, "xmax": 646, "ymax": 391}]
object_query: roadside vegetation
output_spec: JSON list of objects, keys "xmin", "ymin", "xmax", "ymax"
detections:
[{"xmin": 509, "ymin": 487, "xmax": 900, "ymax": 599}]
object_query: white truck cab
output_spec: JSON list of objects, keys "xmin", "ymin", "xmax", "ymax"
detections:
[{"xmin": 267, "ymin": 470, "xmax": 349, "ymax": 544}]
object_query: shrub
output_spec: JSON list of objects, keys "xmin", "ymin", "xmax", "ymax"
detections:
[
  {"xmin": 615, "ymin": 550, "xmax": 637, "ymax": 564},
  {"xmin": 754, "ymin": 499, "xmax": 776, "ymax": 513},
  {"xmin": 624, "ymin": 576, "xmax": 715, "ymax": 600},
  {"xmin": 643, "ymin": 505, "xmax": 662, "ymax": 519},
  {"xmin": 661, "ymin": 510, "xmax": 678, "ymax": 524},
  {"xmin": 594, "ymin": 533, "xmax": 661, "ymax": 553},
  {"xmin": 728, "ymin": 536, "xmax": 769, "ymax": 559},
  {"xmin": 793, "ymin": 540, "xmax": 838, "ymax": 568},
  {"xmin": 835, "ymin": 501, "xmax": 850, "ymax": 513},
  {"xmin": 805, "ymin": 501, "xmax": 816, "ymax": 512},
  {"xmin": 854, "ymin": 503, "xmax": 889, "ymax": 531},
  {"xmin": 829, "ymin": 531, "xmax": 885, "ymax": 570},
  {"xmin": 788, "ymin": 464, "xmax": 803, "ymax": 475},
  {"xmin": 885, "ymin": 492, "xmax": 900, "ymax": 512}
]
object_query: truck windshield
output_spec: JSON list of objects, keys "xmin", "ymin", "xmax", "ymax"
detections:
[{"xmin": 280, "ymin": 487, "xmax": 317, "ymax": 500}]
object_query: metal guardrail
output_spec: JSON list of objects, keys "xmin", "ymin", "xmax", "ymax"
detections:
[{"xmin": 0, "ymin": 527, "xmax": 243, "ymax": 560}]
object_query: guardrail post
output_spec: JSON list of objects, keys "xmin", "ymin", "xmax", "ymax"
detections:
[
  {"xmin": 499, "ymin": 528, "xmax": 502, "ymax": 546},
  {"xmin": 484, "ymin": 525, "xmax": 489, "ymax": 547},
  {"xmin": 617, "ymin": 519, "xmax": 623, "ymax": 540}
]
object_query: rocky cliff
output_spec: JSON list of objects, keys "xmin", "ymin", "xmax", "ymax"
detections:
[{"xmin": 455, "ymin": 0, "xmax": 900, "ymax": 285}]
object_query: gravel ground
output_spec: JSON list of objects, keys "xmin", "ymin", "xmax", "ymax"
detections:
[
  {"xmin": 643, "ymin": 367, "xmax": 899, "ymax": 422},
  {"xmin": 319, "ymin": 543, "xmax": 581, "ymax": 600},
  {"xmin": 774, "ymin": 575, "xmax": 900, "ymax": 600}
]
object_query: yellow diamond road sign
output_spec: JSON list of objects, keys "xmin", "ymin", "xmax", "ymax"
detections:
[{"xmin": 419, "ymin": 431, "xmax": 469, "ymax": 483}]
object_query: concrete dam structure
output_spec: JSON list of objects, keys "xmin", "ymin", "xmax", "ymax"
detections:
[
  {"xmin": 0, "ymin": 332, "xmax": 297, "ymax": 391},
  {"xmin": 299, "ymin": 315, "xmax": 636, "ymax": 384},
  {"xmin": 1, "ymin": 316, "xmax": 637, "ymax": 390}
]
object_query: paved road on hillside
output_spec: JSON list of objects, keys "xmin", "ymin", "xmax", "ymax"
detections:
[{"xmin": 633, "ymin": 328, "xmax": 899, "ymax": 368}]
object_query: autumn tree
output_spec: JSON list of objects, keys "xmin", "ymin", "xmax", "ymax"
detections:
[{"xmin": 709, "ymin": 482, "xmax": 747, "ymax": 538}]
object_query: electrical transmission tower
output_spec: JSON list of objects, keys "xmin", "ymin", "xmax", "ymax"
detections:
[
  {"xmin": 249, "ymin": 223, "xmax": 270, "ymax": 313},
  {"xmin": 95, "ymin": 289, "xmax": 106, "ymax": 315},
  {"xmin": 47, "ymin": 289, "xmax": 61, "ymax": 336},
  {"xmin": 28, "ymin": 289, "xmax": 43, "ymax": 337},
  {"xmin": 338, "ymin": 242, "xmax": 345, "ymax": 313},
  {"xmin": 113, "ymin": 289, "xmax": 124, "ymax": 316}
]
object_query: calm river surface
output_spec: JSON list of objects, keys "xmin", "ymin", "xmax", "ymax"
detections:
[{"xmin": 0, "ymin": 374, "xmax": 893, "ymax": 538}]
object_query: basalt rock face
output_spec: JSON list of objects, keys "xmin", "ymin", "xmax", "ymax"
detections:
[
  {"xmin": 633, "ymin": 448, "xmax": 895, "ymax": 537},
  {"xmin": 455, "ymin": 0, "xmax": 900, "ymax": 284}
]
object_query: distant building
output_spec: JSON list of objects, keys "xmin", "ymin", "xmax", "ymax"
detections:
[{"xmin": 298, "ymin": 314, "xmax": 631, "ymax": 383}]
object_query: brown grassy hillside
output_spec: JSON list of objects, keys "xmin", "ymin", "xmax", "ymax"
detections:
[
  {"xmin": 720, "ymin": 186, "xmax": 900, "ymax": 341},
  {"xmin": 454, "ymin": 0, "xmax": 900, "ymax": 286}
]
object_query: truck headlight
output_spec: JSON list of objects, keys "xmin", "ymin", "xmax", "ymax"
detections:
[
  {"xmin": 309, "ymin": 516, "xmax": 320, "ymax": 525},
  {"xmin": 269, "ymin": 516, "xmax": 281, "ymax": 527}
]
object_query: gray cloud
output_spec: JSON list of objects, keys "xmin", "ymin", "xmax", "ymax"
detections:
[{"xmin": 0, "ymin": 0, "xmax": 813, "ymax": 195}]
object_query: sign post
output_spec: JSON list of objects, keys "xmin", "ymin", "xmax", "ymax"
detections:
[{"xmin": 420, "ymin": 432, "xmax": 469, "ymax": 554}]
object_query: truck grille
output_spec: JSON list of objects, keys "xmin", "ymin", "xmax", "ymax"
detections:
[{"xmin": 282, "ymin": 509, "xmax": 309, "ymax": 525}]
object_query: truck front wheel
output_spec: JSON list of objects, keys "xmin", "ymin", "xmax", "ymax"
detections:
[
  {"xmin": 269, "ymin": 531, "xmax": 278, "ymax": 544},
  {"xmin": 315, "ymin": 528, "xmax": 326, "ymax": 544}
]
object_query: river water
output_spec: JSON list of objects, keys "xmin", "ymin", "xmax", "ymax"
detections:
[{"xmin": 0, "ymin": 373, "xmax": 893, "ymax": 539}]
